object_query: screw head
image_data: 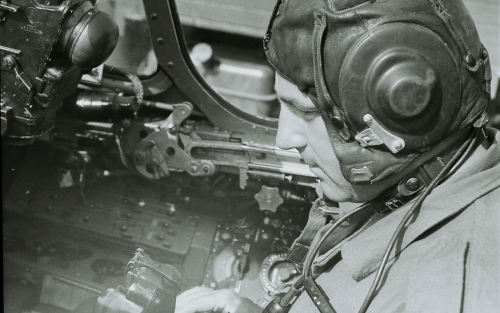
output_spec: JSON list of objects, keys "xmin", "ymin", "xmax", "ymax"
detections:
[
  {"xmin": 393, "ymin": 141, "xmax": 404, "ymax": 151},
  {"xmin": 361, "ymin": 136, "xmax": 372, "ymax": 143},
  {"xmin": 190, "ymin": 164, "xmax": 198, "ymax": 172},
  {"xmin": 363, "ymin": 114, "xmax": 373, "ymax": 125},
  {"xmin": 3, "ymin": 55, "xmax": 15, "ymax": 69}
]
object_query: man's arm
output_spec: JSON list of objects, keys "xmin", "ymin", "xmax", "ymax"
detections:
[{"xmin": 175, "ymin": 286, "xmax": 263, "ymax": 313}]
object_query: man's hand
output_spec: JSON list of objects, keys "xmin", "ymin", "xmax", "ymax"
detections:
[{"xmin": 175, "ymin": 286, "xmax": 263, "ymax": 313}]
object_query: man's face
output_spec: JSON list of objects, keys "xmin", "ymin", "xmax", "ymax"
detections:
[{"xmin": 275, "ymin": 73, "xmax": 355, "ymax": 202}]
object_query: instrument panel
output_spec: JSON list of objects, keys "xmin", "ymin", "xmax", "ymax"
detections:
[{"xmin": 3, "ymin": 141, "xmax": 310, "ymax": 312}]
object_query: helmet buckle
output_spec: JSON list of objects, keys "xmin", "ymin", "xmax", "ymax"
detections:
[{"xmin": 355, "ymin": 114, "xmax": 405, "ymax": 153}]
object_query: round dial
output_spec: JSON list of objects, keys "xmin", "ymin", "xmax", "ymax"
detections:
[{"xmin": 259, "ymin": 253, "xmax": 300, "ymax": 297}]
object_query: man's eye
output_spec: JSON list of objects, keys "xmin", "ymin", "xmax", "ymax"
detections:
[
  {"xmin": 297, "ymin": 108, "xmax": 319, "ymax": 117},
  {"xmin": 280, "ymin": 101, "xmax": 319, "ymax": 118}
]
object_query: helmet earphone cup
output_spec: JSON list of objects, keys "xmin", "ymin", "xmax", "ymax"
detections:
[{"xmin": 339, "ymin": 23, "xmax": 461, "ymax": 151}]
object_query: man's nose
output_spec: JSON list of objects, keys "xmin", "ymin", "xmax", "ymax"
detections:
[{"xmin": 276, "ymin": 104, "xmax": 307, "ymax": 150}]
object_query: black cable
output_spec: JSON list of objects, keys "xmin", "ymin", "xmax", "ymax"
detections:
[
  {"xmin": 278, "ymin": 275, "xmax": 305, "ymax": 306},
  {"xmin": 293, "ymin": 204, "xmax": 372, "ymax": 313},
  {"xmin": 358, "ymin": 129, "xmax": 477, "ymax": 313},
  {"xmin": 276, "ymin": 206, "xmax": 369, "ymax": 309},
  {"xmin": 115, "ymin": 134, "xmax": 132, "ymax": 170},
  {"xmin": 108, "ymin": 67, "xmax": 144, "ymax": 105},
  {"xmin": 442, "ymin": 128, "xmax": 480, "ymax": 181},
  {"xmin": 303, "ymin": 203, "xmax": 373, "ymax": 279}
]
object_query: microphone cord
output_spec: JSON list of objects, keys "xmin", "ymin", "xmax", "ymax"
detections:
[{"xmin": 358, "ymin": 128, "xmax": 479, "ymax": 313}]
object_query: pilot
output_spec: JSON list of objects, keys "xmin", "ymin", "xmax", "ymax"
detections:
[{"xmin": 175, "ymin": 0, "xmax": 499, "ymax": 312}]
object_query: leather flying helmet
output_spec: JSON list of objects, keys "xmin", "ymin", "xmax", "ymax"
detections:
[{"xmin": 265, "ymin": 0, "xmax": 491, "ymax": 185}]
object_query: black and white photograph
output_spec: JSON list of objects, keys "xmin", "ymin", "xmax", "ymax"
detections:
[{"xmin": 2, "ymin": 0, "xmax": 499, "ymax": 312}]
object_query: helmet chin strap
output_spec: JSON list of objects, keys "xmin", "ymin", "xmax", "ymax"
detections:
[
  {"xmin": 308, "ymin": 13, "xmax": 351, "ymax": 142},
  {"xmin": 370, "ymin": 125, "xmax": 476, "ymax": 211}
]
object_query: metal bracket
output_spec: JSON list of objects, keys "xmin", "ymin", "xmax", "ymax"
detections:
[
  {"xmin": 355, "ymin": 114, "xmax": 405, "ymax": 153},
  {"xmin": 142, "ymin": 0, "xmax": 277, "ymax": 135},
  {"xmin": 133, "ymin": 102, "xmax": 217, "ymax": 179}
]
